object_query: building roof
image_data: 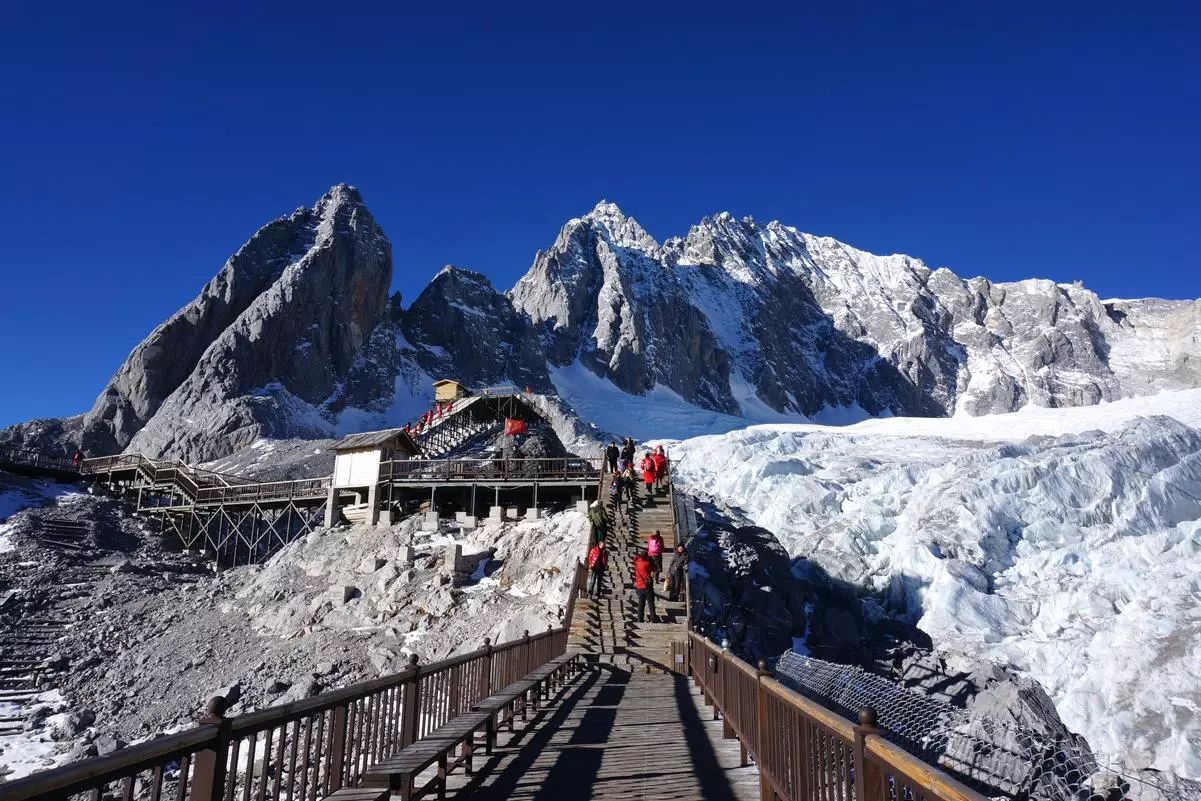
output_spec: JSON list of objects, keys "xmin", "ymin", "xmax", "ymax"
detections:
[
  {"xmin": 433, "ymin": 378, "xmax": 463, "ymax": 387},
  {"xmin": 329, "ymin": 428, "xmax": 418, "ymax": 452}
]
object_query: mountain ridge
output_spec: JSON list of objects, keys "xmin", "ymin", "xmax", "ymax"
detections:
[{"xmin": 3, "ymin": 185, "xmax": 1198, "ymax": 463}]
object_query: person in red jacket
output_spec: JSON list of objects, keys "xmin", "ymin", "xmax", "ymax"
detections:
[
  {"xmin": 633, "ymin": 549, "xmax": 658, "ymax": 623},
  {"xmin": 640, "ymin": 453, "xmax": 656, "ymax": 501},
  {"xmin": 652, "ymin": 447, "xmax": 668, "ymax": 492},
  {"xmin": 586, "ymin": 541, "xmax": 608, "ymax": 598}
]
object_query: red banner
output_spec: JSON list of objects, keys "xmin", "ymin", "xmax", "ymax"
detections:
[{"xmin": 504, "ymin": 418, "xmax": 527, "ymax": 436}]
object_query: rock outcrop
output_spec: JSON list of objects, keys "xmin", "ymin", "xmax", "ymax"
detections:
[{"xmin": 403, "ymin": 267, "xmax": 551, "ymax": 393}]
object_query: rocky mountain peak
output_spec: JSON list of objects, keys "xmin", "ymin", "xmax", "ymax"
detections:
[
  {"xmin": 68, "ymin": 184, "xmax": 393, "ymax": 462},
  {"xmin": 574, "ymin": 200, "xmax": 659, "ymax": 252}
]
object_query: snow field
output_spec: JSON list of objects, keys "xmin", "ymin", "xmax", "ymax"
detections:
[{"xmin": 670, "ymin": 390, "xmax": 1201, "ymax": 779}]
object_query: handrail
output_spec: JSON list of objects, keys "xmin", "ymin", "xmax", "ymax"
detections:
[
  {"xmin": 0, "ymin": 626, "xmax": 571, "ymax": 801},
  {"xmin": 688, "ymin": 630, "xmax": 991, "ymax": 801},
  {"xmin": 0, "ymin": 445, "xmax": 78, "ymax": 474},
  {"xmin": 379, "ymin": 456, "xmax": 603, "ymax": 483}
]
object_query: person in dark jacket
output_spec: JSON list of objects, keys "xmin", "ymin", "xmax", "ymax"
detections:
[
  {"xmin": 621, "ymin": 465, "xmax": 638, "ymax": 507},
  {"xmin": 605, "ymin": 441, "xmax": 619, "ymax": 474},
  {"xmin": 587, "ymin": 541, "xmax": 608, "ymax": 598},
  {"xmin": 587, "ymin": 501, "xmax": 607, "ymax": 545},
  {"xmin": 633, "ymin": 548, "xmax": 658, "ymax": 623},
  {"xmin": 665, "ymin": 544, "xmax": 688, "ymax": 601},
  {"xmin": 620, "ymin": 438, "xmax": 636, "ymax": 466}
]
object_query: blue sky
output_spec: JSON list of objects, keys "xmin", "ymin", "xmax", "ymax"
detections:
[{"xmin": 1, "ymin": 1, "xmax": 1198, "ymax": 427}]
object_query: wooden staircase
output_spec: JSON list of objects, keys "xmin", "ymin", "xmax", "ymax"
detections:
[{"xmin": 567, "ymin": 476, "xmax": 689, "ymax": 673}]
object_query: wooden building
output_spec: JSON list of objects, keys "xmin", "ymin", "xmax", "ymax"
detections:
[
  {"xmin": 433, "ymin": 378, "xmax": 467, "ymax": 404},
  {"xmin": 325, "ymin": 428, "xmax": 420, "ymax": 526}
]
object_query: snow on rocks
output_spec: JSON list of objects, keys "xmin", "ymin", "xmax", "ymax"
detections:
[{"xmin": 671, "ymin": 393, "xmax": 1201, "ymax": 779}]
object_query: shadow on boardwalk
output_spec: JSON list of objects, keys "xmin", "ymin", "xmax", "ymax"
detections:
[{"xmin": 447, "ymin": 664, "xmax": 759, "ymax": 800}]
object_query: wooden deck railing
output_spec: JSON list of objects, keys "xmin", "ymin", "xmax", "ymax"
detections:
[
  {"xmin": 0, "ymin": 627, "xmax": 570, "ymax": 801},
  {"xmin": 0, "ymin": 444, "xmax": 78, "ymax": 475},
  {"xmin": 378, "ymin": 457, "xmax": 603, "ymax": 483},
  {"xmin": 689, "ymin": 632, "xmax": 991, "ymax": 801}
]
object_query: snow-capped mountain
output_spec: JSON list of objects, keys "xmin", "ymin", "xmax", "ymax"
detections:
[
  {"xmin": 3, "ymin": 187, "xmax": 1199, "ymax": 465},
  {"xmin": 515, "ymin": 202, "xmax": 1201, "ymax": 421}
]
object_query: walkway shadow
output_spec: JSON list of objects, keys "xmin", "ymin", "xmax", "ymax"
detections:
[
  {"xmin": 454, "ymin": 665, "xmax": 626, "ymax": 800},
  {"xmin": 672, "ymin": 673, "xmax": 744, "ymax": 801}
]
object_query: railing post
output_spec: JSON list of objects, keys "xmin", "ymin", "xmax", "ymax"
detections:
[
  {"xmin": 327, "ymin": 702, "xmax": 349, "ymax": 793},
  {"xmin": 721, "ymin": 645, "xmax": 735, "ymax": 739},
  {"xmin": 756, "ymin": 659, "xmax": 771, "ymax": 795},
  {"xmin": 480, "ymin": 638, "xmax": 493, "ymax": 699},
  {"xmin": 854, "ymin": 707, "xmax": 879, "ymax": 801},
  {"xmin": 522, "ymin": 630, "xmax": 531, "ymax": 675},
  {"xmin": 190, "ymin": 695, "xmax": 232, "ymax": 801},
  {"xmin": 400, "ymin": 654, "xmax": 422, "ymax": 747}
]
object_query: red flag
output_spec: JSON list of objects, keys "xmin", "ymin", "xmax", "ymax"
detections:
[{"xmin": 504, "ymin": 418, "xmax": 527, "ymax": 436}]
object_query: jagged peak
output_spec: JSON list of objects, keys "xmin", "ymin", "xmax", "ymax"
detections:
[
  {"xmin": 432, "ymin": 264, "xmax": 494, "ymax": 288},
  {"xmin": 570, "ymin": 200, "xmax": 659, "ymax": 251},
  {"xmin": 313, "ymin": 183, "xmax": 367, "ymax": 219}
]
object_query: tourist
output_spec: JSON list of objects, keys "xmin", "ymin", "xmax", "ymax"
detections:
[
  {"xmin": 587, "ymin": 540, "xmax": 608, "ymax": 598},
  {"xmin": 588, "ymin": 500, "xmax": 608, "ymax": 545},
  {"xmin": 621, "ymin": 437, "xmax": 636, "ymax": 466},
  {"xmin": 611, "ymin": 471, "xmax": 626, "ymax": 513},
  {"xmin": 665, "ymin": 543, "xmax": 687, "ymax": 601},
  {"xmin": 605, "ymin": 441, "xmax": 619, "ymax": 474},
  {"xmin": 633, "ymin": 548, "xmax": 658, "ymax": 623},
  {"xmin": 71, "ymin": 448, "xmax": 85, "ymax": 469},
  {"xmin": 640, "ymin": 452, "xmax": 656, "ymax": 501},
  {"xmin": 647, "ymin": 530, "xmax": 664, "ymax": 578},
  {"xmin": 652, "ymin": 446, "xmax": 668, "ymax": 492},
  {"xmin": 621, "ymin": 465, "xmax": 639, "ymax": 507}
]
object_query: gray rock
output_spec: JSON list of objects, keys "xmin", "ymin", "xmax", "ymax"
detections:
[
  {"xmin": 69, "ymin": 742, "xmax": 99, "ymax": 760},
  {"xmin": 95, "ymin": 735, "xmax": 128, "ymax": 755},
  {"xmin": 265, "ymin": 679, "xmax": 291, "ymax": 694}
]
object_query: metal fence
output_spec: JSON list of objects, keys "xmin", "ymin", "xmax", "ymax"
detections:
[
  {"xmin": 0, "ymin": 628, "xmax": 570, "ymax": 801},
  {"xmin": 772, "ymin": 652, "xmax": 1201, "ymax": 801}
]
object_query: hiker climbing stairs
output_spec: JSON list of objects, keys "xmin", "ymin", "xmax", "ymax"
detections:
[{"xmin": 568, "ymin": 474, "xmax": 689, "ymax": 672}]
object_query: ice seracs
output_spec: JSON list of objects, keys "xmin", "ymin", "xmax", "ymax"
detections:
[{"xmin": 669, "ymin": 389, "xmax": 1201, "ymax": 779}]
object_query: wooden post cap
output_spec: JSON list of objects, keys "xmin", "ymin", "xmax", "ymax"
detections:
[
  {"xmin": 858, "ymin": 706, "xmax": 878, "ymax": 727},
  {"xmin": 203, "ymin": 694, "xmax": 228, "ymax": 720}
]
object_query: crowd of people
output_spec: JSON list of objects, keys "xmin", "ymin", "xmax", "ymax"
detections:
[
  {"xmin": 400, "ymin": 398, "xmax": 458, "ymax": 436},
  {"xmin": 605, "ymin": 439, "xmax": 670, "ymax": 511},
  {"xmin": 585, "ymin": 438, "xmax": 688, "ymax": 625}
]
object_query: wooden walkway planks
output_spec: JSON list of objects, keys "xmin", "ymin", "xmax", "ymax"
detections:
[{"xmin": 443, "ymin": 664, "xmax": 761, "ymax": 800}]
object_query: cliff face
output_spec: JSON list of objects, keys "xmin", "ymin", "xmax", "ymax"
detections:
[
  {"xmin": 512, "ymin": 202, "xmax": 1201, "ymax": 420},
  {"xmin": 402, "ymin": 266, "xmax": 552, "ymax": 394}
]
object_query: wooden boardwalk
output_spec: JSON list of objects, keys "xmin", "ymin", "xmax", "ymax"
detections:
[{"xmin": 443, "ymin": 664, "xmax": 761, "ymax": 800}]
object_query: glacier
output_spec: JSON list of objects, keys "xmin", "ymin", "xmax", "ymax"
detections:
[{"xmin": 669, "ymin": 389, "xmax": 1201, "ymax": 779}]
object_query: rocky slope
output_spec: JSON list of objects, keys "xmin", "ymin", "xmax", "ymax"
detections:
[{"xmin": 0, "ymin": 481, "xmax": 584, "ymax": 779}]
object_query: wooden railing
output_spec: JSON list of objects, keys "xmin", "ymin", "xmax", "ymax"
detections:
[
  {"xmin": 193, "ymin": 477, "xmax": 331, "ymax": 506},
  {"xmin": 0, "ymin": 627, "xmax": 570, "ymax": 801},
  {"xmin": 0, "ymin": 444, "xmax": 78, "ymax": 474},
  {"xmin": 379, "ymin": 457, "xmax": 603, "ymax": 483},
  {"xmin": 689, "ymin": 632, "xmax": 991, "ymax": 801},
  {"xmin": 81, "ymin": 454, "xmax": 257, "ymax": 491}
]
